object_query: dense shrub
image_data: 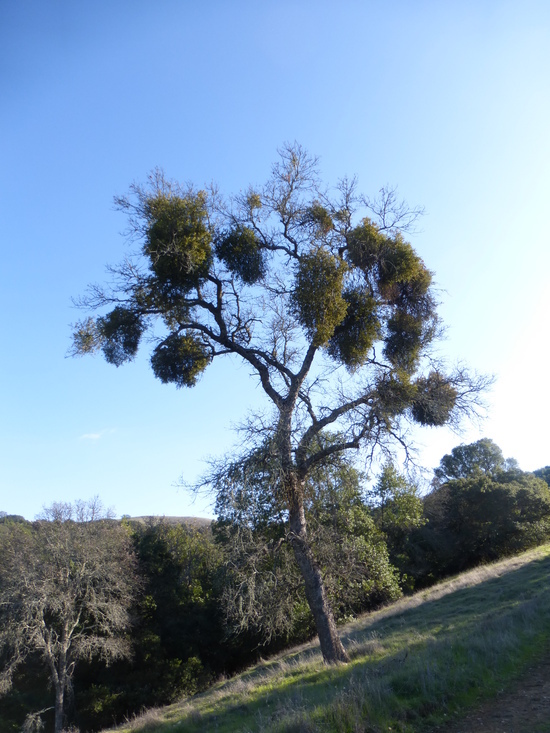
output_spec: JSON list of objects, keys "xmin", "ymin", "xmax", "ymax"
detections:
[{"xmin": 404, "ymin": 469, "xmax": 550, "ymax": 585}]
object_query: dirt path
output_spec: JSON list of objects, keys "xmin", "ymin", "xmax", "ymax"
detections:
[{"xmin": 432, "ymin": 658, "xmax": 550, "ymax": 733}]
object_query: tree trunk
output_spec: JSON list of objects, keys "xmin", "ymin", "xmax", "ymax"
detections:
[
  {"xmin": 54, "ymin": 680, "xmax": 65, "ymax": 733},
  {"xmin": 288, "ymin": 484, "xmax": 349, "ymax": 664},
  {"xmin": 53, "ymin": 650, "xmax": 67, "ymax": 733}
]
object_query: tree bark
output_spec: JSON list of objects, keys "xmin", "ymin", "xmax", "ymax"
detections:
[
  {"xmin": 287, "ymin": 483, "xmax": 349, "ymax": 664},
  {"xmin": 53, "ymin": 651, "xmax": 67, "ymax": 733},
  {"xmin": 54, "ymin": 680, "xmax": 65, "ymax": 733}
]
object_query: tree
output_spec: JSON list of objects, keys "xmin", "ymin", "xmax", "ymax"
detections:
[
  {"xmin": 212, "ymin": 443, "xmax": 400, "ymax": 647},
  {"xmin": 368, "ymin": 463, "xmax": 424, "ymax": 540},
  {"xmin": 71, "ymin": 144, "xmax": 487, "ymax": 663},
  {"xmin": 128, "ymin": 519, "xmax": 225, "ymax": 698},
  {"xmin": 367, "ymin": 463, "xmax": 425, "ymax": 579},
  {"xmin": 0, "ymin": 501, "xmax": 138, "ymax": 733},
  {"xmin": 423, "ymin": 470, "xmax": 550, "ymax": 573},
  {"xmin": 534, "ymin": 466, "xmax": 550, "ymax": 487},
  {"xmin": 433, "ymin": 438, "xmax": 510, "ymax": 484}
]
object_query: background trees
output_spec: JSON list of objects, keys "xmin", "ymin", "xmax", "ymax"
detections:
[
  {"xmin": 0, "ymin": 501, "xmax": 138, "ymax": 733},
  {"xmin": 72, "ymin": 145, "xmax": 487, "ymax": 662},
  {"xmin": 423, "ymin": 470, "xmax": 550, "ymax": 575},
  {"xmin": 432, "ymin": 438, "xmax": 517, "ymax": 485},
  {"xmin": 125, "ymin": 520, "xmax": 225, "ymax": 699},
  {"xmin": 2, "ymin": 438, "xmax": 550, "ymax": 731},
  {"xmin": 68, "ymin": 518, "xmax": 228, "ymax": 731},
  {"xmin": 212, "ymin": 445, "xmax": 401, "ymax": 648},
  {"xmin": 401, "ymin": 441, "xmax": 550, "ymax": 585},
  {"xmin": 367, "ymin": 463, "xmax": 425, "ymax": 588},
  {"xmin": 534, "ymin": 466, "xmax": 550, "ymax": 487}
]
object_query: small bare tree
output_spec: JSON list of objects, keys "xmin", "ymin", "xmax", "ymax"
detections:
[{"xmin": 0, "ymin": 500, "xmax": 138, "ymax": 733}]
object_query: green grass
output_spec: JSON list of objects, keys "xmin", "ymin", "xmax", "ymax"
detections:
[{"xmin": 107, "ymin": 544, "xmax": 550, "ymax": 733}]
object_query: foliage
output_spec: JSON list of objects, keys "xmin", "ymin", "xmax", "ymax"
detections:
[
  {"xmin": 367, "ymin": 463, "xmax": 425, "ymax": 584},
  {"xmin": 410, "ymin": 371, "xmax": 458, "ymax": 426},
  {"xmin": 130, "ymin": 519, "xmax": 225, "ymax": 684},
  {"xmin": 326, "ymin": 287, "xmax": 380, "ymax": 369},
  {"xmin": 433, "ymin": 438, "xmax": 506, "ymax": 484},
  {"xmin": 0, "ymin": 659, "xmax": 51, "ymax": 733},
  {"xmin": 71, "ymin": 519, "xmax": 229, "ymax": 731},
  {"xmin": 100, "ymin": 545, "xmax": 550, "ymax": 733},
  {"xmin": 291, "ymin": 248, "xmax": 349, "ymax": 347},
  {"xmin": 534, "ymin": 465, "xmax": 550, "ymax": 487},
  {"xmin": 368, "ymin": 463, "xmax": 424, "ymax": 539},
  {"xmin": 430, "ymin": 470, "xmax": 550, "ymax": 570},
  {"xmin": 97, "ymin": 307, "xmax": 147, "ymax": 366},
  {"xmin": 150, "ymin": 333, "xmax": 211, "ymax": 388},
  {"xmin": 143, "ymin": 184, "xmax": 212, "ymax": 291},
  {"xmin": 72, "ymin": 144, "xmax": 487, "ymax": 663},
  {"xmin": 405, "ymin": 454, "xmax": 550, "ymax": 584},
  {"xmin": 215, "ymin": 226, "xmax": 266, "ymax": 284},
  {"xmin": 0, "ymin": 513, "xmax": 26, "ymax": 524},
  {"xmin": 0, "ymin": 501, "xmax": 138, "ymax": 733},
  {"xmin": 379, "ymin": 441, "xmax": 550, "ymax": 588},
  {"xmin": 212, "ymin": 446, "xmax": 401, "ymax": 646}
]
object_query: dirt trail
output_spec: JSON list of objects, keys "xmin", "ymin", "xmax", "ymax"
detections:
[{"xmin": 433, "ymin": 658, "xmax": 550, "ymax": 733}]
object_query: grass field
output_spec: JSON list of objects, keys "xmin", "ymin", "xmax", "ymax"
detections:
[{"xmin": 106, "ymin": 544, "xmax": 550, "ymax": 733}]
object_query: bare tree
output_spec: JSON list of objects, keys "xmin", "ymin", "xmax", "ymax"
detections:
[{"xmin": 0, "ymin": 500, "xmax": 138, "ymax": 733}]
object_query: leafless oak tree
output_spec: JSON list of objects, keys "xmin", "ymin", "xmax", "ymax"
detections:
[{"xmin": 0, "ymin": 500, "xmax": 138, "ymax": 733}]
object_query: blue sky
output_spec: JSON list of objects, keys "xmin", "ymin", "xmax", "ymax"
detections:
[{"xmin": 2, "ymin": 1, "xmax": 549, "ymax": 519}]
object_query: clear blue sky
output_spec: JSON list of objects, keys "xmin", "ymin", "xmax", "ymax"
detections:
[{"xmin": 2, "ymin": 1, "xmax": 549, "ymax": 519}]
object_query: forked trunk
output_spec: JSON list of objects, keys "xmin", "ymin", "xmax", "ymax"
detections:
[{"xmin": 288, "ymin": 484, "xmax": 349, "ymax": 664}]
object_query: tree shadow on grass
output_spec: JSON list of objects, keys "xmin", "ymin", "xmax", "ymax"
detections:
[{"xmin": 125, "ymin": 549, "xmax": 550, "ymax": 733}]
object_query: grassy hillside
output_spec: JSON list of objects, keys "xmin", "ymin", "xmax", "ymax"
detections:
[{"xmin": 107, "ymin": 544, "xmax": 550, "ymax": 733}]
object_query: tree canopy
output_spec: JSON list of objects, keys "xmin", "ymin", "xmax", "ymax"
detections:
[
  {"xmin": 367, "ymin": 463, "xmax": 425, "ymax": 573},
  {"xmin": 72, "ymin": 144, "xmax": 487, "ymax": 663},
  {"xmin": 433, "ymin": 438, "xmax": 517, "ymax": 484},
  {"xmin": 212, "ymin": 444, "xmax": 401, "ymax": 646},
  {"xmin": 534, "ymin": 466, "xmax": 550, "ymax": 487},
  {"xmin": 0, "ymin": 501, "xmax": 138, "ymax": 733},
  {"xmin": 423, "ymin": 469, "xmax": 550, "ymax": 574}
]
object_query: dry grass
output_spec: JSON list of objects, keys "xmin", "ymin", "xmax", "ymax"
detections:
[{"xmin": 119, "ymin": 707, "xmax": 172, "ymax": 731}]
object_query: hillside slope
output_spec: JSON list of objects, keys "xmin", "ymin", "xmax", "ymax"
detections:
[
  {"xmin": 106, "ymin": 544, "xmax": 550, "ymax": 733},
  {"xmin": 435, "ymin": 657, "xmax": 550, "ymax": 732}
]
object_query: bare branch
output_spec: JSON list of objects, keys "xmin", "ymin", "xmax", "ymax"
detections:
[{"xmin": 363, "ymin": 185, "xmax": 425, "ymax": 233}]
